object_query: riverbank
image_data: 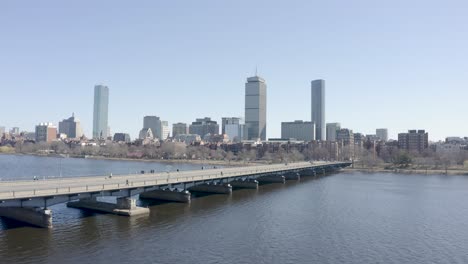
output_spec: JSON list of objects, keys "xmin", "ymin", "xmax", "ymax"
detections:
[
  {"xmin": 0, "ymin": 152, "xmax": 259, "ymax": 167},
  {"xmin": 344, "ymin": 167, "xmax": 468, "ymax": 176}
]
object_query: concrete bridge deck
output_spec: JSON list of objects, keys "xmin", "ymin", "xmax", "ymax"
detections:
[{"xmin": 0, "ymin": 161, "xmax": 351, "ymax": 228}]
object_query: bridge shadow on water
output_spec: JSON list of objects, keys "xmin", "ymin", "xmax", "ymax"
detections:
[{"xmin": 0, "ymin": 170, "xmax": 344, "ymax": 232}]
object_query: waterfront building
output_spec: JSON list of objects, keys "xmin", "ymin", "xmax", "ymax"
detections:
[
  {"xmin": 354, "ymin": 133, "xmax": 365, "ymax": 149},
  {"xmin": 174, "ymin": 134, "xmax": 202, "ymax": 145},
  {"xmin": 326, "ymin": 122, "xmax": 341, "ymax": 141},
  {"xmin": 245, "ymin": 75, "xmax": 267, "ymax": 140},
  {"xmin": 281, "ymin": 120, "xmax": 315, "ymax": 141},
  {"xmin": 139, "ymin": 128, "xmax": 154, "ymax": 140},
  {"xmin": 113, "ymin": 133, "xmax": 131, "ymax": 143},
  {"xmin": 398, "ymin": 130, "xmax": 429, "ymax": 153},
  {"xmin": 376, "ymin": 128, "xmax": 388, "ymax": 141},
  {"xmin": 337, "ymin": 128, "xmax": 354, "ymax": 146},
  {"xmin": 93, "ymin": 84, "xmax": 109, "ymax": 139},
  {"xmin": 172, "ymin": 123, "xmax": 188, "ymax": 137},
  {"xmin": 58, "ymin": 113, "xmax": 83, "ymax": 139},
  {"xmin": 221, "ymin": 117, "xmax": 241, "ymax": 134},
  {"xmin": 35, "ymin": 123, "xmax": 57, "ymax": 143},
  {"xmin": 311, "ymin": 79, "xmax": 325, "ymax": 141},
  {"xmin": 189, "ymin": 117, "xmax": 219, "ymax": 137}
]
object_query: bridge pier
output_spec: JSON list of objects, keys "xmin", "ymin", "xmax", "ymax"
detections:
[
  {"xmin": 0, "ymin": 207, "xmax": 52, "ymax": 228},
  {"xmin": 230, "ymin": 179, "xmax": 259, "ymax": 189},
  {"xmin": 67, "ymin": 197, "xmax": 149, "ymax": 216},
  {"xmin": 257, "ymin": 174, "xmax": 286, "ymax": 184},
  {"xmin": 140, "ymin": 188, "xmax": 191, "ymax": 203},
  {"xmin": 284, "ymin": 172, "xmax": 300, "ymax": 181},
  {"xmin": 188, "ymin": 183, "xmax": 232, "ymax": 194}
]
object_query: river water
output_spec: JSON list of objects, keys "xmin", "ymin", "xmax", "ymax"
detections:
[{"xmin": 1, "ymin": 154, "xmax": 468, "ymax": 264}]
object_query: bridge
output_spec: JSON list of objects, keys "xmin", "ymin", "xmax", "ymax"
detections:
[{"xmin": 0, "ymin": 161, "xmax": 351, "ymax": 228}]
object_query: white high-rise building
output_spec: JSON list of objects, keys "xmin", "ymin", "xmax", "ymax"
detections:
[
  {"xmin": 245, "ymin": 76, "xmax": 267, "ymax": 140},
  {"xmin": 161, "ymin": 121, "xmax": 170, "ymax": 140},
  {"xmin": 326, "ymin": 123, "xmax": 341, "ymax": 141},
  {"xmin": 93, "ymin": 84, "xmax": 109, "ymax": 139},
  {"xmin": 311, "ymin": 80, "xmax": 325, "ymax": 141}
]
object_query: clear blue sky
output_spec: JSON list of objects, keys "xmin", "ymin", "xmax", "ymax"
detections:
[{"xmin": 1, "ymin": 0, "xmax": 467, "ymax": 141}]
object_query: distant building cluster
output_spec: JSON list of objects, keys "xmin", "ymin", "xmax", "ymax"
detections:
[{"xmin": 2, "ymin": 74, "xmax": 465, "ymax": 163}]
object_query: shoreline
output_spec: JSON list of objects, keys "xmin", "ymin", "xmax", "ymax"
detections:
[
  {"xmin": 0, "ymin": 152, "xmax": 258, "ymax": 167},
  {"xmin": 344, "ymin": 167, "xmax": 468, "ymax": 176}
]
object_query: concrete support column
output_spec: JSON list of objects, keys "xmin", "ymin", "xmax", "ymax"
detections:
[
  {"xmin": 189, "ymin": 183, "xmax": 232, "ymax": 194},
  {"xmin": 67, "ymin": 197, "xmax": 149, "ymax": 216},
  {"xmin": 140, "ymin": 189, "xmax": 191, "ymax": 203},
  {"xmin": 0, "ymin": 207, "xmax": 52, "ymax": 228},
  {"xmin": 257, "ymin": 174, "xmax": 286, "ymax": 184},
  {"xmin": 230, "ymin": 179, "xmax": 259, "ymax": 189}
]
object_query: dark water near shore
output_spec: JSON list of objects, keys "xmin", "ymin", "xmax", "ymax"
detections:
[{"xmin": 1, "ymin": 155, "xmax": 468, "ymax": 263}]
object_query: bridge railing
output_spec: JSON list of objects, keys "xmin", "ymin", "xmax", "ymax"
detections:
[{"xmin": 0, "ymin": 162, "xmax": 346, "ymax": 200}]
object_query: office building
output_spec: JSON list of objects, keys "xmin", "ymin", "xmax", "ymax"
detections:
[
  {"xmin": 326, "ymin": 123, "xmax": 341, "ymax": 141},
  {"xmin": 311, "ymin": 79, "xmax": 325, "ymax": 140},
  {"xmin": 245, "ymin": 75, "xmax": 267, "ymax": 140},
  {"xmin": 10, "ymin": 127, "xmax": 19, "ymax": 135},
  {"xmin": 281, "ymin": 120, "xmax": 315, "ymax": 141},
  {"xmin": 0, "ymin": 126, "xmax": 5, "ymax": 136},
  {"xmin": 172, "ymin": 123, "xmax": 188, "ymax": 137},
  {"xmin": 189, "ymin": 117, "xmax": 219, "ymax": 136},
  {"xmin": 93, "ymin": 84, "xmax": 109, "ymax": 139},
  {"xmin": 376, "ymin": 128, "xmax": 388, "ymax": 141},
  {"xmin": 143, "ymin": 116, "xmax": 161, "ymax": 139},
  {"xmin": 113, "ymin": 133, "xmax": 131, "ymax": 143},
  {"xmin": 58, "ymin": 113, "xmax": 83, "ymax": 139},
  {"xmin": 161, "ymin": 121, "xmax": 170, "ymax": 140},
  {"xmin": 225, "ymin": 123, "xmax": 248, "ymax": 142},
  {"xmin": 222, "ymin": 117, "xmax": 241, "ymax": 134},
  {"xmin": 35, "ymin": 123, "xmax": 57, "ymax": 143},
  {"xmin": 398, "ymin": 130, "xmax": 429, "ymax": 153}
]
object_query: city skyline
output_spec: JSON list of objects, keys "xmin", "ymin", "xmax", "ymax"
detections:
[{"xmin": 1, "ymin": 2, "xmax": 468, "ymax": 140}]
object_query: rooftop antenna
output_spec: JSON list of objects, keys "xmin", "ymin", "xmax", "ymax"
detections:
[{"xmin": 255, "ymin": 66, "xmax": 258, "ymax": 76}]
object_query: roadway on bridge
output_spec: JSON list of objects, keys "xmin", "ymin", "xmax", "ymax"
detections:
[{"xmin": 0, "ymin": 162, "xmax": 337, "ymax": 200}]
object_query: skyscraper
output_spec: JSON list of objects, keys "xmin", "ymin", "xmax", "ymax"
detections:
[
  {"xmin": 311, "ymin": 79, "xmax": 325, "ymax": 141},
  {"xmin": 93, "ymin": 84, "xmax": 109, "ymax": 139},
  {"xmin": 245, "ymin": 75, "xmax": 267, "ymax": 141}
]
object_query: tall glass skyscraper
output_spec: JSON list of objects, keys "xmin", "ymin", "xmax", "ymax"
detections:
[
  {"xmin": 93, "ymin": 84, "xmax": 109, "ymax": 139},
  {"xmin": 245, "ymin": 75, "xmax": 267, "ymax": 141},
  {"xmin": 311, "ymin": 79, "xmax": 325, "ymax": 141}
]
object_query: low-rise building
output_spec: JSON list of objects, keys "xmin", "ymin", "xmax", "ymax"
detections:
[
  {"xmin": 398, "ymin": 130, "xmax": 429, "ymax": 153},
  {"xmin": 35, "ymin": 123, "xmax": 57, "ymax": 143},
  {"xmin": 113, "ymin": 133, "xmax": 131, "ymax": 143},
  {"xmin": 281, "ymin": 120, "xmax": 315, "ymax": 142},
  {"xmin": 189, "ymin": 117, "xmax": 219, "ymax": 137}
]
